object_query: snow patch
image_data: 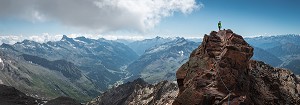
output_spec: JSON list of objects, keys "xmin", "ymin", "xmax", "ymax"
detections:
[
  {"xmin": 74, "ymin": 39, "xmax": 87, "ymax": 44},
  {"xmin": 178, "ymin": 51, "xmax": 184, "ymax": 56},
  {"xmin": 26, "ymin": 45, "xmax": 36, "ymax": 48},
  {"xmin": 147, "ymin": 45, "xmax": 169, "ymax": 54},
  {"xmin": 176, "ymin": 41, "xmax": 187, "ymax": 46},
  {"xmin": 0, "ymin": 57, "xmax": 4, "ymax": 70}
]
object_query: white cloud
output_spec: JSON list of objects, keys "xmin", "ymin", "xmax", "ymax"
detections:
[
  {"xmin": 0, "ymin": 0, "xmax": 200, "ymax": 32},
  {"xmin": 0, "ymin": 33, "xmax": 63, "ymax": 44}
]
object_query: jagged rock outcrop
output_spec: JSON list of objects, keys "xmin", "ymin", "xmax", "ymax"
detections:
[
  {"xmin": 174, "ymin": 30, "xmax": 300, "ymax": 105},
  {"xmin": 45, "ymin": 96, "xmax": 82, "ymax": 105},
  {"xmin": 0, "ymin": 84, "xmax": 42, "ymax": 105},
  {"xmin": 86, "ymin": 78, "xmax": 178, "ymax": 105},
  {"xmin": 248, "ymin": 60, "xmax": 300, "ymax": 104}
]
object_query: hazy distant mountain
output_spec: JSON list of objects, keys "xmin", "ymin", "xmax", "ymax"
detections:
[
  {"xmin": 252, "ymin": 47, "xmax": 282, "ymax": 67},
  {"xmin": 266, "ymin": 43, "xmax": 300, "ymax": 57},
  {"xmin": 283, "ymin": 59, "xmax": 300, "ymax": 74},
  {"xmin": 245, "ymin": 34, "xmax": 300, "ymax": 49},
  {"xmin": 115, "ymin": 39, "xmax": 136, "ymax": 45},
  {"xmin": 245, "ymin": 34, "xmax": 300, "ymax": 74},
  {"xmin": 126, "ymin": 38, "xmax": 198, "ymax": 83},
  {"xmin": 125, "ymin": 36, "xmax": 174, "ymax": 56},
  {"xmin": 267, "ymin": 43, "xmax": 300, "ymax": 74},
  {"xmin": 11, "ymin": 35, "xmax": 138, "ymax": 70},
  {"xmin": 186, "ymin": 38, "xmax": 202, "ymax": 43}
]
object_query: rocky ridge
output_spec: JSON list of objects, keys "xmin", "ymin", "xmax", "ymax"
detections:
[
  {"xmin": 174, "ymin": 30, "xmax": 300, "ymax": 105},
  {"xmin": 87, "ymin": 78, "xmax": 178, "ymax": 105},
  {"xmin": 0, "ymin": 84, "xmax": 42, "ymax": 105},
  {"xmin": 0, "ymin": 84, "xmax": 82, "ymax": 105}
]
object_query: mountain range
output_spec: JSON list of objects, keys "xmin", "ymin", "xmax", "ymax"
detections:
[
  {"xmin": 0, "ymin": 35, "xmax": 138, "ymax": 101},
  {"xmin": 124, "ymin": 36, "xmax": 174, "ymax": 56},
  {"xmin": 0, "ymin": 32, "xmax": 300, "ymax": 104},
  {"xmin": 245, "ymin": 35, "xmax": 300, "ymax": 73},
  {"xmin": 126, "ymin": 38, "xmax": 198, "ymax": 83}
]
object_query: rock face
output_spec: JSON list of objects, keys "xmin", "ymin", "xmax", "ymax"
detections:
[
  {"xmin": 248, "ymin": 60, "xmax": 300, "ymax": 104},
  {"xmin": 0, "ymin": 84, "xmax": 42, "ymax": 105},
  {"xmin": 174, "ymin": 30, "xmax": 300, "ymax": 105},
  {"xmin": 87, "ymin": 78, "xmax": 178, "ymax": 105},
  {"xmin": 45, "ymin": 96, "xmax": 82, "ymax": 105}
]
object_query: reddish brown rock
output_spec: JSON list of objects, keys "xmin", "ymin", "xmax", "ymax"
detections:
[{"xmin": 174, "ymin": 30, "xmax": 300, "ymax": 105}]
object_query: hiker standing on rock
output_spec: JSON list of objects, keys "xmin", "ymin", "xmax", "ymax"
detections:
[{"xmin": 218, "ymin": 21, "xmax": 222, "ymax": 30}]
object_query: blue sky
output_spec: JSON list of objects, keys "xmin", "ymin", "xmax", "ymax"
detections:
[
  {"xmin": 0, "ymin": 0, "xmax": 299, "ymax": 39},
  {"xmin": 157, "ymin": 0, "xmax": 300, "ymax": 36}
]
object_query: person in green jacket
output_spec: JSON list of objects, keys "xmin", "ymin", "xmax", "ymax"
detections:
[{"xmin": 218, "ymin": 21, "xmax": 222, "ymax": 30}]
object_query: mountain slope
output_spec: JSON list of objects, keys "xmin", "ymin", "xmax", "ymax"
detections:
[
  {"xmin": 267, "ymin": 43, "xmax": 300, "ymax": 57},
  {"xmin": 283, "ymin": 59, "xmax": 300, "ymax": 74},
  {"xmin": 0, "ymin": 51, "xmax": 98, "ymax": 101},
  {"xmin": 22, "ymin": 54, "xmax": 82, "ymax": 80},
  {"xmin": 87, "ymin": 78, "xmax": 178, "ymax": 105},
  {"xmin": 126, "ymin": 36, "xmax": 173, "ymax": 55},
  {"xmin": 126, "ymin": 38, "xmax": 198, "ymax": 83},
  {"xmin": 0, "ymin": 84, "xmax": 81, "ymax": 105},
  {"xmin": 174, "ymin": 30, "xmax": 300, "ymax": 105},
  {"xmin": 266, "ymin": 43, "xmax": 300, "ymax": 74},
  {"xmin": 0, "ymin": 36, "xmax": 138, "ymax": 91},
  {"xmin": 252, "ymin": 47, "xmax": 282, "ymax": 67}
]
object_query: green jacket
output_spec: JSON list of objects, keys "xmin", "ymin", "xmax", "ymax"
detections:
[{"xmin": 218, "ymin": 22, "xmax": 221, "ymax": 27}]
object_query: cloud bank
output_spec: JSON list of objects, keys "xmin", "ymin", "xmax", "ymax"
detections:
[{"xmin": 0, "ymin": 0, "xmax": 200, "ymax": 32}]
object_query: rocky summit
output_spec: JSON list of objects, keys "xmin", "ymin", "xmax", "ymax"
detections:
[{"xmin": 174, "ymin": 30, "xmax": 300, "ymax": 105}]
